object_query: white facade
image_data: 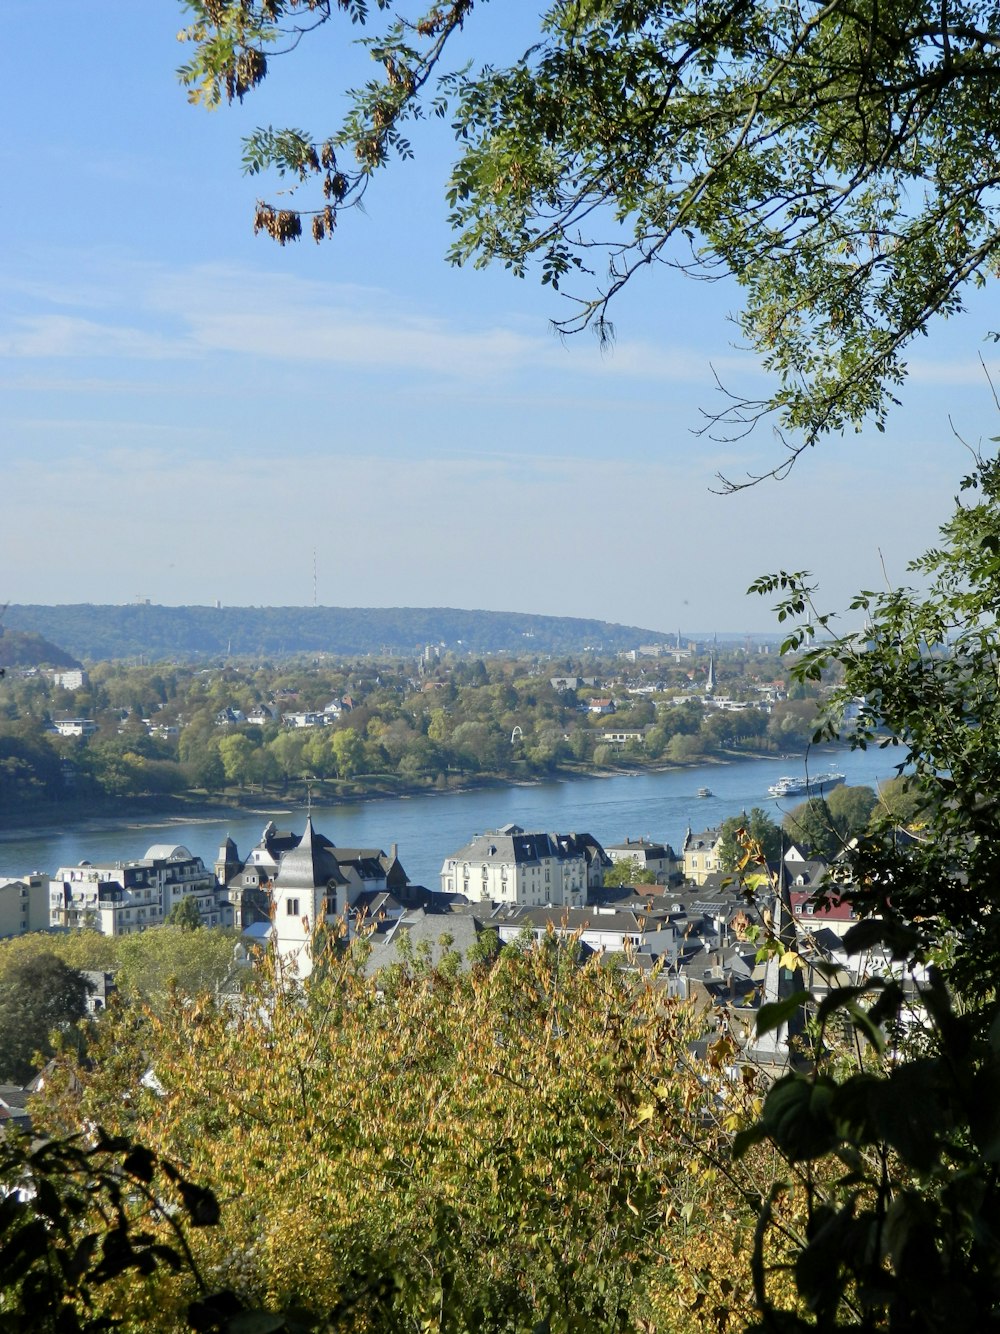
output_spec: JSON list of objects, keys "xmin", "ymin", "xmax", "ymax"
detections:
[
  {"xmin": 50, "ymin": 845, "xmax": 227, "ymax": 935},
  {"xmin": 53, "ymin": 719, "xmax": 97, "ymax": 737},
  {"xmin": 440, "ymin": 825, "xmax": 601, "ymax": 908},
  {"xmin": 50, "ymin": 669, "xmax": 88, "ymax": 690}
]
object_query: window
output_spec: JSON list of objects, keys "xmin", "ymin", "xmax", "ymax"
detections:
[{"xmin": 287, "ymin": 898, "xmax": 301, "ymax": 916}]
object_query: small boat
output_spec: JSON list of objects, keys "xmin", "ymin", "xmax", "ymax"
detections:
[{"xmin": 696, "ymin": 786, "xmax": 713, "ymax": 798}]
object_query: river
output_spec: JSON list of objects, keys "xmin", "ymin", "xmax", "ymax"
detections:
[{"xmin": 0, "ymin": 746, "xmax": 905, "ymax": 890}]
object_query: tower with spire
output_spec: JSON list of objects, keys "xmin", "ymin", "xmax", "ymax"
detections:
[{"xmin": 270, "ymin": 816, "xmax": 347, "ymax": 978}]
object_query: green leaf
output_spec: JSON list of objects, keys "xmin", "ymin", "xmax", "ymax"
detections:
[
  {"xmin": 756, "ymin": 990, "xmax": 811, "ymax": 1037},
  {"xmin": 761, "ymin": 1076, "xmax": 838, "ymax": 1162},
  {"xmin": 732, "ymin": 1123, "xmax": 768, "ymax": 1160}
]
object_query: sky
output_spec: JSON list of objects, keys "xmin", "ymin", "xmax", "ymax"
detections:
[{"xmin": 3, "ymin": 2, "xmax": 998, "ymax": 637}]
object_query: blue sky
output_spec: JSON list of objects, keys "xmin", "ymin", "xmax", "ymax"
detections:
[{"xmin": 3, "ymin": 2, "xmax": 996, "ymax": 634}]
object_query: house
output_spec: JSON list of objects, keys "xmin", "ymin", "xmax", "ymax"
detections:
[
  {"xmin": 0, "ymin": 875, "xmax": 51, "ymax": 937},
  {"xmin": 362, "ymin": 903, "xmax": 493, "ymax": 977},
  {"xmin": 81, "ymin": 971, "xmax": 116, "ymax": 1014},
  {"xmin": 489, "ymin": 902, "xmax": 683, "ymax": 963},
  {"xmin": 604, "ymin": 837, "xmax": 679, "ymax": 884},
  {"xmin": 215, "ymin": 708, "xmax": 247, "ymax": 726},
  {"xmin": 682, "ymin": 826, "xmax": 724, "ymax": 885},
  {"xmin": 586, "ymin": 698, "xmax": 616, "ymax": 715},
  {"xmin": 789, "ymin": 886, "xmax": 858, "ymax": 938},
  {"xmin": 147, "ymin": 722, "xmax": 180, "ymax": 739},
  {"xmin": 53, "ymin": 718, "xmax": 97, "ymax": 738},
  {"xmin": 439, "ymin": 824, "xmax": 609, "ymax": 907},
  {"xmin": 282, "ymin": 711, "xmax": 328, "ymax": 728},
  {"xmin": 50, "ymin": 845, "xmax": 227, "ymax": 935}
]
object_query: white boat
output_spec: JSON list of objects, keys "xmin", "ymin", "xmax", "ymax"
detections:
[
  {"xmin": 768, "ymin": 772, "xmax": 846, "ymax": 799},
  {"xmin": 696, "ymin": 787, "xmax": 713, "ymax": 798}
]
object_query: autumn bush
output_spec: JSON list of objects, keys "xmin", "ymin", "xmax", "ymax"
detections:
[{"xmin": 34, "ymin": 933, "xmax": 795, "ymax": 1332}]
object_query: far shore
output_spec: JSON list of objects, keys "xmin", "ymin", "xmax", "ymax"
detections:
[{"xmin": 0, "ymin": 744, "xmax": 841, "ymax": 845}]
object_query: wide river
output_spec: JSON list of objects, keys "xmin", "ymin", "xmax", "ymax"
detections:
[{"xmin": 0, "ymin": 746, "xmax": 905, "ymax": 890}]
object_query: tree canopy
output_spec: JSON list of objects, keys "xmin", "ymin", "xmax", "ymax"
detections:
[
  {"xmin": 37, "ymin": 935, "xmax": 765, "ymax": 1332},
  {"xmin": 178, "ymin": 0, "xmax": 1000, "ymax": 476},
  {"xmin": 0, "ymin": 953, "xmax": 91, "ymax": 1084},
  {"xmin": 164, "ymin": 895, "xmax": 204, "ymax": 932},
  {"xmin": 739, "ymin": 453, "xmax": 1000, "ymax": 1324},
  {"xmin": 717, "ymin": 806, "xmax": 781, "ymax": 870}
]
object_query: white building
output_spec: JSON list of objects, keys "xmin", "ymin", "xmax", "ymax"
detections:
[
  {"xmin": 263, "ymin": 818, "xmax": 409, "ymax": 979},
  {"xmin": 50, "ymin": 844, "xmax": 227, "ymax": 935},
  {"xmin": 50, "ymin": 669, "xmax": 88, "ymax": 690},
  {"xmin": 53, "ymin": 719, "xmax": 97, "ymax": 738},
  {"xmin": 439, "ymin": 824, "xmax": 608, "ymax": 907},
  {"xmin": 282, "ymin": 711, "xmax": 328, "ymax": 728},
  {"xmin": 605, "ymin": 837, "xmax": 678, "ymax": 883}
]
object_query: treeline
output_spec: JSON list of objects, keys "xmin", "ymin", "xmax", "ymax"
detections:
[
  {"xmin": 4, "ymin": 603, "xmax": 681, "ymax": 661},
  {"xmin": 0, "ymin": 651, "xmax": 812, "ymax": 814}
]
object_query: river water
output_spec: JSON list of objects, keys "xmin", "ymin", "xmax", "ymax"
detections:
[{"xmin": 0, "ymin": 746, "xmax": 905, "ymax": 890}]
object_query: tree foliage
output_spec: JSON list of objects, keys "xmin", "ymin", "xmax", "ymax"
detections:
[
  {"xmin": 0, "ymin": 954, "xmax": 91, "ymax": 1084},
  {"xmin": 717, "ymin": 807, "xmax": 781, "ymax": 870},
  {"xmin": 602, "ymin": 857, "xmax": 657, "ymax": 887},
  {"xmin": 164, "ymin": 894, "xmax": 204, "ymax": 932},
  {"xmin": 740, "ymin": 452, "xmax": 1000, "ymax": 1327},
  {"xmin": 0, "ymin": 1128, "xmax": 228, "ymax": 1334},
  {"xmin": 177, "ymin": 0, "xmax": 1000, "ymax": 473},
  {"xmin": 782, "ymin": 795, "xmax": 840, "ymax": 859},
  {"xmin": 35, "ymin": 935, "xmax": 779, "ymax": 1332}
]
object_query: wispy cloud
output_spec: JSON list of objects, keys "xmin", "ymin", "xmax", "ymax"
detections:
[
  {"xmin": 0, "ymin": 315, "xmax": 184, "ymax": 360},
  {"xmin": 1, "ymin": 257, "xmax": 759, "ymax": 386}
]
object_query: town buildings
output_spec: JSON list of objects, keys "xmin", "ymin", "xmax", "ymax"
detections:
[{"xmin": 604, "ymin": 836, "xmax": 679, "ymax": 883}]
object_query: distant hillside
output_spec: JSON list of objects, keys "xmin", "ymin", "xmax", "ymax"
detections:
[
  {"xmin": 4, "ymin": 605, "xmax": 674, "ymax": 662},
  {"xmin": 0, "ymin": 629, "xmax": 81, "ymax": 670}
]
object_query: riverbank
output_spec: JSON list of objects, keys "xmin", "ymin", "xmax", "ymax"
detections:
[{"xmin": 0, "ymin": 744, "xmax": 830, "ymax": 845}]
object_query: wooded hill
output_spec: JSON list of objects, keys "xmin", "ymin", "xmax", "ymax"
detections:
[
  {"xmin": 4, "ymin": 604, "xmax": 676, "ymax": 662},
  {"xmin": 0, "ymin": 630, "xmax": 81, "ymax": 671}
]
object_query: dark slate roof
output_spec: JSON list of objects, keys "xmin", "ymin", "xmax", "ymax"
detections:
[
  {"xmin": 363, "ymin": 907, "xmax": 491, "ymax": 976},
  {"xmin": 274, "ymin": 817, "xmax": 346, "ymax": 890},
  {"xmin": 447, "ymin": 828, "xmax": 605, "ymax": 867}
]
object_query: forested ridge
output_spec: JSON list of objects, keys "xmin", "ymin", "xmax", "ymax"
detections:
[{"xmin": 4, "ymin": 604, "xmax": 680, "ymax": 663}]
